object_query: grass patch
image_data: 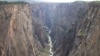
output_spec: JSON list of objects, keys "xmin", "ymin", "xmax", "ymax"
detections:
[
  {"xmin": 40, "ymin": 44, "xmax": 50, "ymax": 56},
  {"xmin": 77, "ymin": 29, "xmax": 86, "ymax": 37}
]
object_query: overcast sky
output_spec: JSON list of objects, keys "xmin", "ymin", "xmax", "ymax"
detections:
[{"xmin": 0, "ymin": 0, "xmax": 95, "ymax": 3}]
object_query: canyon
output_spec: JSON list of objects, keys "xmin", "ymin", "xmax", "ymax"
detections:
[{"xmin": 0, "ymin": 1, "xmax": 100, "ymax": 56}]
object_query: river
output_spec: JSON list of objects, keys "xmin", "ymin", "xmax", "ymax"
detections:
[{"xmin": 48, "ymin": 30, "xmax": 53, "ymax": 56}]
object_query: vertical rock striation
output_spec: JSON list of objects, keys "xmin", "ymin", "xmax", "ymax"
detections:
[
  {"xmin": 0, "ymin": 4, "xmax": 36, "ymax": 56},
  {"xmin": 31, "ymin": 3, "xmax": 50, "ymax": 56},
  {"xmin": 0, "ymin": 3, "xmax": 50, "ymax": 56},
  {"xmin": 49, "ymin": 2, "xmax": 88, "ymax": 56},
  {"xmin": 69, "ymin": 2, "xmax": 100, "ymax": 56},
  {"xmin": 48, "ymin": 2, "xmax": 100, "ymax": 56},
  {"xmin": 0, "ymin": 2, "xmax": 100, "ymax": 56}
]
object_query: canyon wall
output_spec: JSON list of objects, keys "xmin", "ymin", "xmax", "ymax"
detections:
[
  {"xmin": 49, "ymin": 2, "xmax": 100, "ymax": 56},
  {"xmin": 69, "ymin": 2, "xmax": 100, "ymax": 56},
  {"xmin": 0, "ymin": 1, "xmax": 100, "ymax": 56},
  {"xmin": 0, "ymin": 3, "xmax": 49, "ymax": 56},
  {"xmin": 0, "ymin": 3, "xmax": 36, "ymax": 56},
  {"xmin": 31, "ymin": 3, "xmax": 49, "ymax": 56},
  {"xmin": 48, "ymin": 2, "xmax": 88, "ymax": 56}
]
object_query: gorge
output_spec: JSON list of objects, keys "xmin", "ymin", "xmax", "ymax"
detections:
[{"xmin": 0, "ymin": 1, "xmax": 100, "ymax": 56}]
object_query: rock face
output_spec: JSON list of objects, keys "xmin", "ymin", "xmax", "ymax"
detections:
[
  {"xmin": 69, "ymin": 2, "xmax": 100, "ymax": 56},
  {"xmin": 0, "ymin": 4, "xmax": 36, "ymax": 56},
  {"xmin": 49, "ymin": 2, "xmax": 100, "ymax": 56},
  {"xmin": 31, "ymin": 3, "xmax": 49, "ymax": 56},
  {"xmin": 48, "ymin": 2, "xmax": 88, "ymax": 56},
  {"xmin": 0, "ymin": 3, "xmax": 49, "ymax": 56},
  {"xmin": 0, "ymin": 2, "xmax": 100, "ymax": 56},
  {"xmin": 0, "ymin": 3, "xmax": 50, "ymax": 56}
]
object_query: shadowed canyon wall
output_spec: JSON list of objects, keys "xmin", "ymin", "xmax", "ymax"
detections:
[
  {"xmin": 48, "ymin": 2, "xmax": 100, "ymax": 56},
  {"xmin": 69, "ymin": 2, "xmax": 100, "ymax": 56},
  {"xmin": 0, "ymin": 1, "xmax": 100, "ymax": 56}
]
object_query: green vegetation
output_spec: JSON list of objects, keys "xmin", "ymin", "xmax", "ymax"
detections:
[
  {"xmin": 40, "ymin": 44, "xmax": 50, "ymax": 56},
  {"xmin": 77, "ymin": 29, "xmax": 86, "ymax": 37},
  {"xmin": 0, "ymin": 1, "xmax": 28, "ymax": 5}
]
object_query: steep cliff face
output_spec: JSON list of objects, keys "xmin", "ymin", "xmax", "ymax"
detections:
[
  {"xmin": 48, "ymin": 2, "xmax": 88, "ymax": 56},
  {"xmin": 0, "ymin": 3, "xmax": 50, "ymax": 56},
  {"xmin": 31, "ymin": 3, "xmax": 49, "ymax": 56},
  {"xmin": 0, "ymin": 4, "xmax": 36, "ymax": 56},
  {"xmin": 49, "ymin": 2, "xmax": 100, "ymax": 56},
  {"xmin": 69, "ymin": 2, "xmax": 100, "ymax": 56},
  {"xmin": 0, "ymin": 2, "xmax": 100, "ymax": 56}
]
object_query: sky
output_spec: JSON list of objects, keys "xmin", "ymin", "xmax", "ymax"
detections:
[{"xmin": 0, "ymin": 0, "xmax": 96, "ymax": 3}]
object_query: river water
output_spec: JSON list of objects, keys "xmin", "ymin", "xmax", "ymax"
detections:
[{"xmin": 48, "ymin": 30, "xmax": 53, "ymax": 56}]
